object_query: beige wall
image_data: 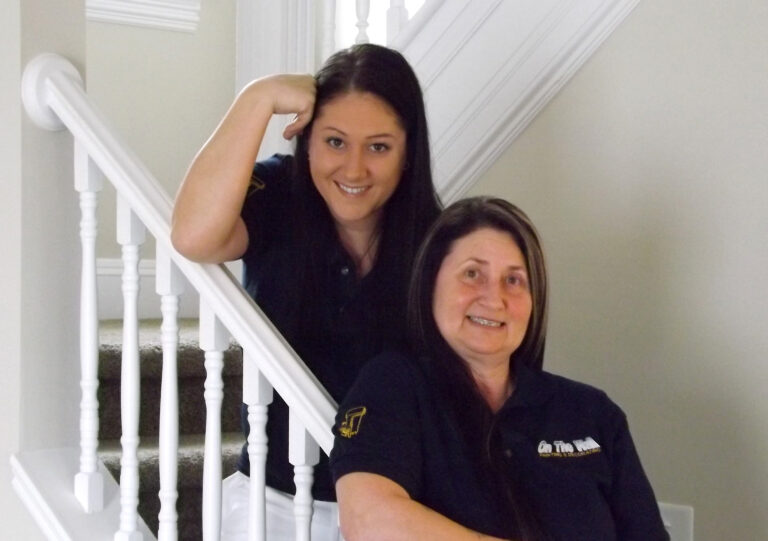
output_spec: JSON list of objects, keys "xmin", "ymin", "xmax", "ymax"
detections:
[
  {"xmin": 86, "ymin": 3, "xmax": 235, "ymax": 258},
  {"xmin": 471, "ymin": 1, "xmax": 768, "ymax": 539}
]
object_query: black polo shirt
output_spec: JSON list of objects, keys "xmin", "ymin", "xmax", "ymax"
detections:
[
  {"xmin": 236, "ymin": 154, "xmax": 406, "ymax": 501},
  {"xmin": 330, "ymin": 351, "xmax": 669, "ymax": 540}
]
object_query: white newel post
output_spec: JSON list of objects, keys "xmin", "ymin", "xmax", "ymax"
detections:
[
  {"xmin": 200, "ymin": 300, "xmax": 229, "ymax": 541},
  {"xmin": 74, "ymin": 141, "xmax": 105, "ymax": 513},
  {"xmin": 354, "ymin": 0, "xmax": 371, "ymax": 43},
  {"xmin": 244, "ymin": 353, "xmax": 273, "ymax": 541},
  {"xmin": 289, "ymin": 411, "xmax": 320, "ymax": 541},
  {"xmin": 115, "ymin": 195, "xmax": 146, "ymax": 541},
  {"xmin": 156, "ymin": 248, "xmax": 185, "ymax": 541}
]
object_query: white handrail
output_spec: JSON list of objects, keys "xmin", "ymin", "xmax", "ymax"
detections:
[{"xmin": 22, "ymin": 53, "xmax": 338, "ymax": 455}]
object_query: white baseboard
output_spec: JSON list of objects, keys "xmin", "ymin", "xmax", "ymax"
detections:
[{"xmin": 96, "ymin": 258, "xmax": 243, "ymax": 320}]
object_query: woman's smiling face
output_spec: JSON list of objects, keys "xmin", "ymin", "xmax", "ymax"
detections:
[
  {"xmin": 432, "ymin": 227, "xmax": 533, "ymax": 369},
  {"xmin": 307, "ymin": 91, "xmax": 407, "ymax": 235}
]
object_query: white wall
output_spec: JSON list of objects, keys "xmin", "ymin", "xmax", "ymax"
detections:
[
  {"xmin": 2, "ymin": 0, "xmax": 85, "ymax": 538},
  {"xmin": 0, "ymin": 2, "xmax": 33, "ymax": 538},
  {"xmin": 471, "ymin": 1, "xmax": 768, "ymax": 539},
  {"xmin": 87, "ymin": 3, "xmax": 235, "ymax": 259}
]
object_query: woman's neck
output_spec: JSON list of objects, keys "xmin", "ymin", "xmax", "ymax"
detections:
[
  {"xmin": 468, "ymin": 362, "xmax": 514, "ymax": 413},
  {"xmin": 336, "ymin": 222, "xmax": 381, "ymax": 277}
]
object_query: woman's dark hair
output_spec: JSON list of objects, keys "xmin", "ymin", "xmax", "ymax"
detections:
[
  {"xmin": 407, "ymin": 196, "xmax": 549, "ymax": 541},
  {"xmin": 289, "ymin": 43, "xmax": 441, "ymax": 347}
]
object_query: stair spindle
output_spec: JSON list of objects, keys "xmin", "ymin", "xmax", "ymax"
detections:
[
  {"xmin": 289, "ymin": 411, "xmax": 320, "ymax": 541},
  {"xmin": 386, "ymin": 0, "xmax": 408, "ymax": 44},
  {"xmin": 243, "ymin": 355, "xmax": 273, "ymax": 541},
  {"xmin": 321, "ymin": 0, "xmax": 337, "ymax": 62},
  {"xmin": 355, "ymin": 0, "xmax": 371, "ymax": 43},
  {"xmin": 115, "ymin": 195, "xmax": 146, "ymax": 541},
  {"xmin": 74, "ymin": 142, "xmax": 105, "ymax": 513},
  {"xmin": 200, "ymin": 301, "xmax": 229, "ymax": 541},
  {"xmin": 156, "ymin": 248, "xmax": 184, "ymax": 541}
]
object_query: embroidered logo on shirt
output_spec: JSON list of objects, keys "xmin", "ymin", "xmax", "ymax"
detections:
[
  {"xmin": 537, "ymin": 437, "xmax": 601, "ymax": 458},
  {"xmin": 339, "ymin": 406, "xmax": 367, "ymax": 438}
]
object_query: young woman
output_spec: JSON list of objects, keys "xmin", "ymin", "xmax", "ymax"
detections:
[
  {"xmin": 172, "ymin": 44, "xmax": 441, "ymax": 540},
  {"xmin": 331, "ymin": 197, "xmax": 669, "ymax": 541}
]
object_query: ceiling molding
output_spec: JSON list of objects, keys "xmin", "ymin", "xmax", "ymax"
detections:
[{"xmin": 86, "ymin": 0, "xmax": 201, "ymax": 32}]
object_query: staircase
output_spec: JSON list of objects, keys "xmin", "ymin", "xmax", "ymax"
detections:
[
  {"xmin": 97, "ymin": 319, "xmax": 245, "ymax": 540},
  {"xmin": 9, "ymin": 2, "xmax": 643, "ymax": 539}
]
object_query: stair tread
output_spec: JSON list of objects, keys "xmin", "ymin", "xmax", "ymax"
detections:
[
  {"xmin": 99, "ymin": 318, "xmax": 243, "ymax": 379},
  {"xmin": 99, "ymin": 430, "xmax": 245, "ymax": 454},
  {"xmin": 100, "ymin": 432, "xmax": 245, "ymax": 490}
]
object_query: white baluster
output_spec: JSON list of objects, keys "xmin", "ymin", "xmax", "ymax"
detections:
[
  {"xmin": 200, "ymin": 301, "xmax": 228, "ymax": 541},
  {"xmin": 321, "ymin": 0, "xmax": 337, "ymax": 61},
  {"xmin": 386, "ymin": 0, "xmax": 409, "ymax": 44},
  {"xmin": 355, "ymin": 0, "xmax": 371, "ymax": 43},
  {"xmin": 289, "ymin": 411, "xmax": 320, "ymax": 541},
  {"xmin": 244, "ymin": 353, "xmax": 273, "ymax": 541},
  {"xmin": 73, "ymin": 141, "xmax": 105, "ymax": 513},
  {"xmin": 156, "ymin": 248, "xmax": 184, "ymax": 541},
  {"xmin": 115, "ymin": 195, "xmax": 146, "ymax": 541}
]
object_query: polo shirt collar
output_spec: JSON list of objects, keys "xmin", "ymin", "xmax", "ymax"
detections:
[{"xmin": 502, "ymin": 359, "xmax": 556, "ymax": 411}]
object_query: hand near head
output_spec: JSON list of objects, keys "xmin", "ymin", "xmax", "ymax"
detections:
[
  {"xmin": 246, "ymin": 73, "xmax": 317, "ymax": 140},
  {"xmin": 172, "ymin": 72, "xmax": 315, "ymax": 263}
]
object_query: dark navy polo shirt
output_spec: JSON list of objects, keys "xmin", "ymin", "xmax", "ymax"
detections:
[
  {"xmin": 236, "ymin": 154, "xmax": 406, "ymax": 501},
  {"xmin": 330, "ymin": 351, "xmax": 669, "ymax": 540}
]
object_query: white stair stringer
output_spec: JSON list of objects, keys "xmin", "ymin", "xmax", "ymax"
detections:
[
  {"xmin": 11, "ymin": 448, "xmax": 155, "ymax": 540},
  {"xmin": 394, "ymin": 0, "xmax": 641, "ymax": 202}
]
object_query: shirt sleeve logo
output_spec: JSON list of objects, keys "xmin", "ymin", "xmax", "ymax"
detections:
[
  {"xmin": 339, "ymin": 406, "xmax": 367, "ymax": 438},
  {"xmin": 538, "ymin": 437, "xmax": 601, "ymax": 458}
]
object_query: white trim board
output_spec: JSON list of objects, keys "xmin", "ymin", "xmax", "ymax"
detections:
[{"xmin": 86, "ymin": 0, "xmax": 201, "ymax": 32}]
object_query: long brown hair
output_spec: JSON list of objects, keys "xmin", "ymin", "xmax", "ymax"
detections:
[{"xmin": 407, "ymin": 196, "xmax": 550, "ymax": 540}]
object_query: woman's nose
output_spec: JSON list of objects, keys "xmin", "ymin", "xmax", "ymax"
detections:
[
  {"xmin": 480, "ymin": 280, "xmax": 506, "ymax": 308},
  {"xmin": 342, "ymin": 148, "xmax": 366, "ymax": 181}
]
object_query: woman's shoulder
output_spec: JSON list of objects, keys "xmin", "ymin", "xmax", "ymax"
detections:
[
  {"xmin": 340, "ymin": 350, "xmax": 432, "ymax": 406},
  {"xmin": 537, "ymin": 369, "xmax": 624, "ymax": 418},
  {"xmin": 241, "ymin": 154, "xmax": 296, "ymax": 246},
  {"xmin": 356, "ymin": 350, "xmax": 426, "ymax": 387},
  {"xmin": 249, "ymin": 153, "xmax": 295, "ymax": 193}
]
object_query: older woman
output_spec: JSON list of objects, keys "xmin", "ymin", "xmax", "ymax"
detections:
[{"xmin": 329, "ymin": 197, "xmax": 668, "ymax": 540}]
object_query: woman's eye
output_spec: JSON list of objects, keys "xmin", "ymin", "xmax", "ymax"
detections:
[
  {"xmin": 326, "ymin": 137, "xmax": 344, "ymax": 149},
  {"xmin": 464, "ymin": 268, "xmax": 479, "ymax": 280},
  {"xmin": 370, "ymin": 142, "xmax": 389, "ymax": 153},
  {"xmin": 506, "ymin": 274, "xmax": 528, "ymax": 288}
]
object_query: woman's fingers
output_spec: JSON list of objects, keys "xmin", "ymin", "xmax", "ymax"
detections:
[{"xmin": 283, "ymin": 110, "xmax": 313, "ymax": 139}]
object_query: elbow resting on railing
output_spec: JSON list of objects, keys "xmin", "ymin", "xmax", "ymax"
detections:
[{"xmin": 170, "ymin": 215, "xmax": 248, "ymax": 264}]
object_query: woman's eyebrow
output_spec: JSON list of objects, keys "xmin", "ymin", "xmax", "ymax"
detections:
[
  {"xmin": 459, "ymin": 257, "xmax": 527, "ymax": 271},
  {"xmin": 319, "ymin": 126, "xmax": 398, "ymax": 139}
]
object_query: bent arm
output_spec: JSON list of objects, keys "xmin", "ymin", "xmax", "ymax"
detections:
[
  {"xmin": 336, "ymin": 473, "xmax": 511, "ymax": 541},
  {"xmin": 171, "ymin": 74, "xmax": 315, "ymax": 263}
]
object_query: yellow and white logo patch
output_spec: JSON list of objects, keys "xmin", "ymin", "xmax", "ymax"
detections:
[
  {"xmin": 538, "ymin": 437, "xmax": 601, "ymax": 458},
  {"xmin": 339, "ymin": 406, "xmax": 367, "ymax": 438}
]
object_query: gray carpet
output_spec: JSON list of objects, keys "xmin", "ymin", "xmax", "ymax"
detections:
[{"xmin": 98, "ymin": 319, "xmax": 244, "ymax": 540}]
